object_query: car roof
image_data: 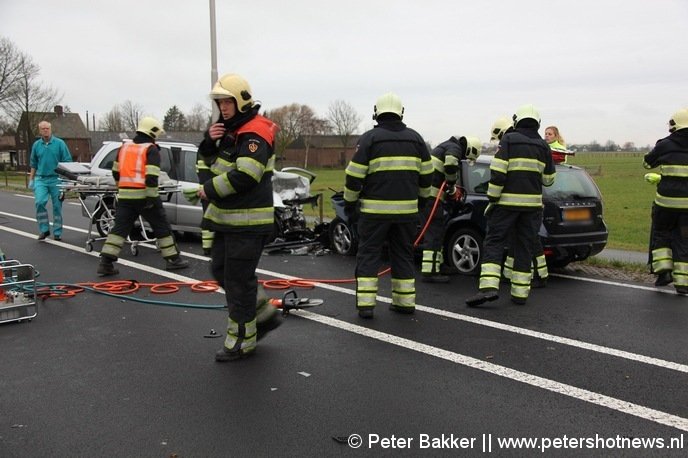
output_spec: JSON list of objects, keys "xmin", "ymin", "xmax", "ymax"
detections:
[
  {"xmin": 101, "ymin": 139, "xmax": 197, "ymax": 149},
  {"xmin": 473, "ymin": 154, "xmax": 581, "ymax": 171}
]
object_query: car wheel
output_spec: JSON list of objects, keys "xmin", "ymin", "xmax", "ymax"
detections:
[
  {"xmin": 446, "ymin": 227, "xmax": 483, "ymax": 275},
  {"xmin": 93, "ymin": 205, "xmax": 116, "ymax": 238},
  {"xmin": 329, "ymin": 216, "xmax": 357, "ymax": 255}
]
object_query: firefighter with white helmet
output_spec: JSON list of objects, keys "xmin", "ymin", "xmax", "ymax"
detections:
[
  {"xmin": 420, "ymin": 135, "xmax": 481, "ymax": 282},
  {"xmin": 98, "ymin": 117, "xmax": 189, "ymax": 276},
  {"xmin": 643, "ymin": 108, "xmax": 688, "ymax": 293},
  {"xmin": 196, "ymin": 73, "xmax": 281, "ymax": 361},
  {"xmin": 344, "ymin": 92, "xmax": 433, "ymax": 317},
  {"xmin": 466, "ymin": 105, "xmax": 555, "ymax": 306},
  {"xmin": 490, "ymin": 115, "xmax": 549, "ymax": 288}
]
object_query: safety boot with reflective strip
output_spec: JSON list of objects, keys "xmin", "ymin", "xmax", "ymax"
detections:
[{"xmin": 215, "ymin": 318, "xmax": 257, "ymax": 362}]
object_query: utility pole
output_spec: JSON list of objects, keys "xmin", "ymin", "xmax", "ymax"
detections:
[{"xmin": 209, "ymin": 0, "xmax": 219, "ymax": 121}]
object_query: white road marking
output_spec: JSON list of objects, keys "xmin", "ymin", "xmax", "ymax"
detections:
[
  {"xmin": 2, "ymin": 212, "xmax": 688, "ymax": 432},
  {"xmin": 294, "ymin": 309, "xmax": 688, "ymax": 433}
]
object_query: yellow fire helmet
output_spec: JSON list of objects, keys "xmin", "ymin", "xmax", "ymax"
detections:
[
  {"xmin": 373, "ymin": 92, "xmax": 404, "ymax": 120},
  {"xmin": 490, "ymin": 116, "xmax": 512, "ymax": 141},
  {"xmin": 669, "ymin": 108, "xmax": 688, "ymax": 133},
  {"xmin": 210, "ymin": 73, "xmax": 254, "ymax": 113},
  {"xmin": 461, "ymin": 136, "xmax": 482, "ymax": 161},
  {"xmin": 512, "ymin": 104, "xmax": 541, "ymax": 126},
  {"xmin": 136, "ymin": 116, "xmax": 165, "ymax": 140}
]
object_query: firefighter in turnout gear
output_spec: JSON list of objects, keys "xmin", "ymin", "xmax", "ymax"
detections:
[
  {"xmin": 643, "ymin": 108, "xmax": 688, "ymax": 294},
  {"xmin": 466, "ymin": 105, "xmax": 555, "ymax": 306},
  {"xmin": 344, "ymin": 92, "xmax": 433, "ymax": 318},
  {"xmin": 491, "ymin": 116, "xmax": 549, "ymax": 289},
  {"xmin": 197, "ymin": 73, "xmax": 282, "ymax": 361},
  {"xmin": 97, "ymin": 117, "xmax": 189, "ymax": 276},
  {"xmin": 420, "ymin": 135, "xmax": 481, "ymax": 283}
]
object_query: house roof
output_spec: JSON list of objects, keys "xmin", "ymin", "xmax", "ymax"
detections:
[{"xmin": 18, "ymin": 111, "xmax": 88, "ymax": 139}]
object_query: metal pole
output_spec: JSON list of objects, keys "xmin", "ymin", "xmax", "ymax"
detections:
[{"xmin": 209, "ymin": 0, "xmax": 219, "ymax": 121}]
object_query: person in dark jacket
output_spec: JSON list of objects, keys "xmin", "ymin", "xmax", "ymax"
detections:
[
  {"xmin": 643, "ymin": 108, "xmax": 688, "ymax": 293},
  {"xmin": 197, "ymin": 73, "xmax": 281, "ymax": 361},
  {"xmin": 420, "ymin": 135, "xmax": 481, "ymax": 283},
  {"xmin": 344, "ymin": 92, "xmax": 433, "ymax": 318},
  {"xmin": 466, "ymin": 105, "xmax": 555, "ymax": 306},
  {"xmin": 98, "ymin": 117, "xmax": 189, "ymax": 276}
]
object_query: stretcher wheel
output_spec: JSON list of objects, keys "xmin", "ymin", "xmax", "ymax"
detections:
[
  {"xmin": 85, "ymin": 242, "xmax": 93, "ymax": 252},
  {"xmin": 131, "ymin": 245, "xmax": 139, "ymax": 256}
]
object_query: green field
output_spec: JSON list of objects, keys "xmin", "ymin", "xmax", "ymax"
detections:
[{"xmin": 1, "ymin": 153, "xmax": 655, "ymax": 252}]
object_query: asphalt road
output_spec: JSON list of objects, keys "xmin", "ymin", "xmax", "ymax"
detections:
[{"xmin": 1, "ymin": 190, "xmax": 687, "ymax": 457}]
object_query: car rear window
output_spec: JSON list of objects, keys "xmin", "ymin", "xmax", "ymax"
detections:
[
  {"xmin": 464, "ymin": 161, "xmax": 600, "ymax": 199},
  {"xmin": 544, "ymin": 167, "xmax": 600, "ymax": 200}
]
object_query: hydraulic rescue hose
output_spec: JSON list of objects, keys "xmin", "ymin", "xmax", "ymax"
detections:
[{"xmin": 18, "ymin": 183, "xmax": 451, "ymax": 308}]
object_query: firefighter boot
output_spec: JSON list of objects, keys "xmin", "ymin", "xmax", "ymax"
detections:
[
  {"xmin": 531, "ymin": 277, "xmax": 548, "ymax": 289},
  {"xmin": 655, "ymin": 271, "xmax": 673, "ymax": 287},
  {"xmin": 421, "ymin": 273, "xmax": 450, "ymax": 284},
  {"xmin": 358, "ymin": 308, "xmax": 374, "ymax": 319},
  {"xmin": 465, "ymin": 289, "xmax": 499, "ymax": 307},
  {"xmin": 165, "ymin": 256, "xmax": 189, "ymax": 271},
  {"xmin": 97, "ymin": 256, "xmax": 119, "ymax": 277},
  {"xmin": 215, "ymin": 319, "xmax": 257, "ymax": 362},
  {"xmin": 256, "ymin": 286, "xmax": 282, "ymax": 340}
]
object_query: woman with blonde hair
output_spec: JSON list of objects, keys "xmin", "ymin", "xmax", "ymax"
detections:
[{"xmin": 544, "ymin": 125, "xmax": 570, "ymax": 163}]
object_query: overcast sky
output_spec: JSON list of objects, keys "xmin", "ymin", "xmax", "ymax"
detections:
[{"xmin": 3, "ymin": 0, "xmax": 688, "ymax": 147}]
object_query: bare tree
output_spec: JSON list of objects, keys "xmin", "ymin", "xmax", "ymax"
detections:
[
  {"xmin": 3, "ymin": 53, "xmax": 61, "ymax": 147},
  {"xmin": 100, "ymin": 105, "xmax": 125, "ymax": 132},
  {"xmin": 186, "ymin": 103, "xmax": 211, "ymax": 131},
  {"xmin": 326, "ymin": 99, "xmax": 361, "ymax": 149},
  {"xmin": 265, "ymin": 103, "xmax": 324, "ymax": 167},
  {"xmin": 120, "ymin": 100, "xmax": 143, "ymax": 131},
  {"xmin": 0, "ymin": 37, "xmax": 24, "ymax": 106}
]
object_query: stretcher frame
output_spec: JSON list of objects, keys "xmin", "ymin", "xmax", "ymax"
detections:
[
  {"xmin": 0, "ymin": 260, "xmax": 38, "ymax": 324},
  {"xmin": 58, "ymin": 179, "xmax": 181, "ymax": 255}
]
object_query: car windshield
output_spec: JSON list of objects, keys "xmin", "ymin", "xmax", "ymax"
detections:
[{"xmin": 464, "ymin": 161, "xmax": 600, "ymax": 199}]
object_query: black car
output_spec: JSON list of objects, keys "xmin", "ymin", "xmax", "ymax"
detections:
[{"xmin": 330, "ymin": 155, "xmax": 608, "ymax": 275}]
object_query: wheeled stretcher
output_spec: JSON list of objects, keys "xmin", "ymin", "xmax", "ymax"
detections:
[{"xmin": 57, "ymin": 164, "xmax": 181, "ymax": 255}]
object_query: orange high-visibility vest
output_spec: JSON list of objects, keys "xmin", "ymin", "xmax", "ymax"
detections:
[{"xmin": 117, "ymin": 143, "xmax": 151, "ymax": 188}]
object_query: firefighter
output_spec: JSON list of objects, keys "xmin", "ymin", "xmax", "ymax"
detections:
[
  {"xmin": 466, "ymin": 105, "xmax": 555, "ymax": 306},
  {"xmin": 97, "ymin": 117, "xmax": 189, "ymax": 276},
  {"xmin": 344, "ymin": 92, "xmax": 433, "ymax": 318},
  {"xmin": 492, "ymin": 116, "xmax": 549, "ymax": 289},
  {"xmin": 197, "ymin": 73, "xmax": 281, "ymax": 361},
  {"xmin": 643, "ymin": 108, "xmax": 688, "ymax": 294},
  {"xmin": 421, "ymin": 135, "xmax": 481, "ymax": 283}
]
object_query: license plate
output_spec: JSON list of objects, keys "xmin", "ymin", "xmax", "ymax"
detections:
[{"xmin": 563, "ymin": 208, "xmax": 591, "ymax": 221}]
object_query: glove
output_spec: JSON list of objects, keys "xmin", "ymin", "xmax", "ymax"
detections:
[
  {"xmin": 344, "ymin": 201, "xmax": 358, "ymax": 223},
  {"xmin": 444, "ymin": 184, "xmax": 462, "ymax": 203},
  {"xmin": 183, "ymin": 186, "xmax": 201, "ymax": 205},
  {"xmin": 644, "ymin": 173, "xmax": 661, "ymax": 185},
  {"xmin": 484, "ymin": 202, "xmax": 495, "ymax": 217},
  {"xmin": 28, "ymin": 179, "xmax": 34, "ymax": 190},
  {"xmin": 144, "ymin": 197, "xmax": 157, "ymax": 209}
]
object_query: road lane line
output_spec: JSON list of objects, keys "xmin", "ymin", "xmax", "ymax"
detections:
[
  {"xmin": 1, "ymin": 213, "xmax": 687, "ymax": 376},
  {"xmin": 2, "ymin": 220, "xmax": 688, "ymax": 432},
  {"xmin": 294, "ymin": 309, "xmax": 688, "ymax": 433}
]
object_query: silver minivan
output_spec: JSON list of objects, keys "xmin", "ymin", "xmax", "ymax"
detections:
[{"xmin": 82, "ymin": 140, "xmax": 203, "ymax": 236}]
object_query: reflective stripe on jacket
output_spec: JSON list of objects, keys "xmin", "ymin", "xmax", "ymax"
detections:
[
  {"xmin": 487, "ymin": 128, "xmax": 555, "ymax": 210},
  {"xmin": 643, "ymin": 130, "xmax": 688, "ymax": 209}
]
